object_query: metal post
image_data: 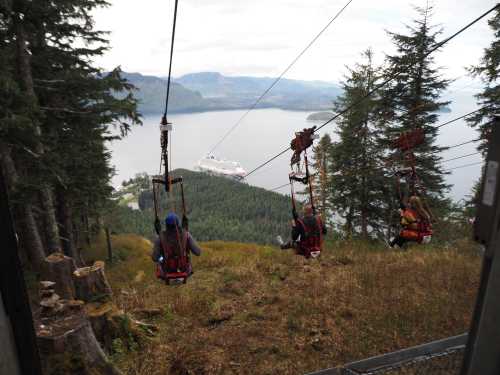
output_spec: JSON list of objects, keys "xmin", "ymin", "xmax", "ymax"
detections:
[
  {"xmin": 0, "ymin": 166, "xmax": 43, "ymax": 375},
  {"xmin": 461, "ymin": 116, "xmax": 500, "ymax": 375}
]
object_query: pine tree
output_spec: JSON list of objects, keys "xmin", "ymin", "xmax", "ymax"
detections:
[
  {"xmin": 310, "ymin": 134, "xmax": 333, "ymax": 223},
  {"xmin": 1, "ymin": 0, "xmax": 141, "ymax": 267},
  {"xmin": 467, "ymin": 8, "xmax": 500, "ymax": 152},
  {"xmin": 0, "ymin": 1, "xmax": 48, "ymax": 269},
  {"xmin": 381, "ymin": 4, "xmax": 451, "ymax": 222},
  {"xmin": 329, "ymin": 49, "xmax": 387, "ymax": 239}
]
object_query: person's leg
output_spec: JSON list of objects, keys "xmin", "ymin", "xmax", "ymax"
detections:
[
  {"xmin": 280, "ymin": 241, "xmax": 294, "ymax": 250},
  {"xmin": 390, "ymin": 235, "xmax": 407, "ymax": 248}
]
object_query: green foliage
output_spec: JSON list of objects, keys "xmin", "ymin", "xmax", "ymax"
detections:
[
  {"xmin": 381, "ymin": 5, "xmax": 451, "ymax": 201},
  {"xmin": 313, "ymin": 6, "xmax": 463, "ymax": 243},
  {"xmin": 328, "ymin": 49, "xmax": 389, "ymax": 239},
  {"xmin": 107, "ymin": 169, "xmax": 292, "ymax": 244},
  {"xmin": 467, "ymin": 7, "xmax": 500, "ymax": 152},
  {"xmin": 1, "ymin": 0, "xmax": 141, "ymax": 265}
]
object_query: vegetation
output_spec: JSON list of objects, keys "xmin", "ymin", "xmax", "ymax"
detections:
[
  {"xmin": 0, "ymin": 0, "xmax": 141, "ymax": 271},
  {"xmin": 107, "ymin": 169, "xmax": 292, "ymax": 244},
  {"xmin": 328, "ymin": 49, "xmax": 388, "ymax": 239},
  {"xmin": 467, "ymin": 7, "xmax": 500, "ymax": 152},
  {"xmin": 86, "ymin": 233, "xmax": 481, "ymax": 375},
  {"xmin": 308, "ymin": 5, "xmax": 491, "ymax": 242}
]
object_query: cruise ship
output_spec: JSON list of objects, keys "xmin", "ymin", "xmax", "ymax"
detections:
[{"xmin": 196, "ymin": 155, "xmax": 247, "ymax": 180}]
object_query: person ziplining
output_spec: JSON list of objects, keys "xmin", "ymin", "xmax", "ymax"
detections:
[
  {"xmin": 389, "ymin": 128, "xmax": 433, "ymax": 249},
  {"xmin": 277, "ymin": 127, "xmax": 327, "ymax": 258},
  {"xmin": 149, "ymin": 0, "xmax": 202, "ymax": 284},
  {"xmin": 151, "ymin": 212, "xmax": 201, "ymax": 283}
]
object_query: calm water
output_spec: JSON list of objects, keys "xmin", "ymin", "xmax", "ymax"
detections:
[{"xmin": 110, "ymin": 105, "xmax": 481, "ymax": 201}]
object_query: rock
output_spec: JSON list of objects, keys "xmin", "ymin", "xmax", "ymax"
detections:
[
  {"xmin": 40, "ymin": 294, "xmax": 61, "ymax": 308},
  {"xmin": 40, "ymin": 281, "xmax": 56, "ymax": 289}
]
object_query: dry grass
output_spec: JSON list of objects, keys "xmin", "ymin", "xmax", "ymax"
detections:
[{"xmin": 84, "ymin": 234, "xmax": 481, "ymax": 375}]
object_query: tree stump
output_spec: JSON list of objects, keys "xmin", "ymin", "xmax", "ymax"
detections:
[
  {"xmin": 35, "ymin": 282, "xmax": 122, "ymax": 375},
  {"xmin": 73, "ymin": 261, "xmax": 113, "ymax": 303},
  {"xmin": 84, "ymin": 302, "xmax": 157, "ymax": 353},
  {"xmin": 36, "ymin": 310, "xmax": 122, "ymax": 375},
  {"xmin": 41, "ymin": 253, "xmax": 77, "ymax": 300}
]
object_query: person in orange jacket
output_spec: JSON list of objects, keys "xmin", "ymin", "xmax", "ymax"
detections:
[{"xmin": 390, "ymin": 195, "xmax": 432, "ymax": 248}]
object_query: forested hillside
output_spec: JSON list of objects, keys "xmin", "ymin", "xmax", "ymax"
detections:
[
  {"xmin": 109, "ymin": 169, "xmax": 292, "ymax": 244},
  {"xmin": 122, "ymin": 72, "xmax": 341, "ymax": 114}
]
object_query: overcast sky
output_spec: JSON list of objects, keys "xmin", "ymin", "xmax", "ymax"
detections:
[
  {"xmin": 96, "ymin": 1, "xmax": 497, "ymax": 199},
  {"xmin": 93, "ymin": 0, "xmax": 495, "ymax": 87}
]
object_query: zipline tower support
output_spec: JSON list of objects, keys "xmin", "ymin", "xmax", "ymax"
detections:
[{"xmin": 461, "ymin": 116, "xmax": 500, "ymax": 375}]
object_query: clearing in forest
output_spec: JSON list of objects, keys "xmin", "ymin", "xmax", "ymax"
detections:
[{"xmin": 86, "ymin": 234, "xmax": 481, "ymax": 375}]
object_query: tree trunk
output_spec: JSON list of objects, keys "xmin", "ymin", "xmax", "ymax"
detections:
[
  {"xmin": 38, "ymin": 189, "xmax": 61, "ymax": 253},
  {"xmin": 36, "ymin": 309, "xmax": 123, "ymax": 375},
  {"xmin": 105, "ymin": 228, "xmax": 113, "ymax": 264},
  {"xmin": 14, "ymin": 12, "xmax": 61, "ymax": 254},
  {"xmin": 345, "ymin": 206, "xmax": 354, "ymax": 240},
  {"xmin": 41, "ymin": 253, "xmax": 77, "ymax": 300},
  {"xmin": 73, "ymin": 261, "xmax": 113, "ymax": 303},
  {"xmin": 56, "ymin": 187, "xmax": 83, "ymax": 264},
  {"xmin": 0, "ymin": 144, "xmax": 46, "ymax": 271}
]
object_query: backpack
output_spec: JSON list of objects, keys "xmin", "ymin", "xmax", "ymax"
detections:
[
  {"xmin": 297, "ymin": 216, "xmax": 323, "ymax": 258},
  {"xmin": 156, "ymin": 229, "xmax": 191, "ymax": 284}
]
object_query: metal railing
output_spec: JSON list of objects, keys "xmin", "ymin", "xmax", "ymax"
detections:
[{"xmin": 307, "ymin": 334, "xmax": 468, "ymax": 375}]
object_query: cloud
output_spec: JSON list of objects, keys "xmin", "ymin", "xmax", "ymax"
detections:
[{"xmin": 92, "ymin": 0, "xmax": 496, "ymax": 82}]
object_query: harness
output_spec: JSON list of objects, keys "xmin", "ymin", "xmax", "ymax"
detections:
[
  {"xmin": 155, "ymin": 229, "xmax": 191, "ymax": 284},
  {"xmin": 399, "ymin": 208, "xmax": 433, "ymax": 244},
  {"xmin": 287, "ymin": 126, "xmax": 324, "ymax": 257},
  {"xmin": 296, "ymin": 216, "xmax": 323, "ymax": 258},
  {"xmin": 392, "ymin": 128, "xmax": 434, "ymax": 244},
  {"xmin": 151, "ymin": 119, "xmax": 191, "ymax": 284},
  {"xmin": 289, "ymin": 126, "xmax": 319, "ymax": 218}
]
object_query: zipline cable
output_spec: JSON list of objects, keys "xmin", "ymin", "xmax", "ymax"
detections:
[
  {"xmin": 271, "ymin": 182, "xmax": 292, "ymax": 191},
  {"xmin": 432, "ymin": 137, "xmax": 481, "ymax": 154},
  {"xmin": 436, "ymin": 107, "xmax": 490, "ymax": 129},
  {"xmin": 441, "ymin": 151, "xmax": 481, "ymax": 163},
  {"xmin": 444, "ymin": 161, "xmax": 484, "ymax": 172},
  {"xmin": 243, "ymin": 4, "xmax": 499, "ymax": 179},
  {"xmin": 246, "ymin": 113, "xmax": 485, "ymax": 179},
  {"xmin": 207, "ymin": 0, "xmax": 355, "ymax": 154},
  {"xmin": 163, "ymin": 0, "xmax": 180, "ymax": 119}
]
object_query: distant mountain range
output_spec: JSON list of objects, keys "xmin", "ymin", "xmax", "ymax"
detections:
[{"xmin": 122, "ymin": 72, "xmax": 341, "ymax": 114}]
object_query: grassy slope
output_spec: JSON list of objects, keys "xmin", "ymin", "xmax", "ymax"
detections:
[{"xmin": 86, "ymin": 234, "xmax": 481, "ymax": 375}]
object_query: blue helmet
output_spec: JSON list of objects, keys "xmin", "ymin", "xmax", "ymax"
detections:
[{"xmin": 165, "ymin": 212, "xmax": 180, "ymax": 227}]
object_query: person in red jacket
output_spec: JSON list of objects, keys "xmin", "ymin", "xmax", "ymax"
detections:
[{"xmin": 278, "ymin": 204, "xmax": 327, "ymax": 258}]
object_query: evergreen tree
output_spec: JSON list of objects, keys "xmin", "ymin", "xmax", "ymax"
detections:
[
  {"xmin": 0, "ymin": 0, "xmax": 141, "ymax": 268},
  {"xmin": 467, "ymin": 7, "xmax": 500, "ymax": 152},
  {"xmin": 310, "ymin": 134, "xmax": 333, "ymax": 223},
  {"xmin": 329, "ymin": 49, "xmax": 387, "ymax": 239},
  {"xmin": 381, "ymin": 4, "xmax": 451, "ymax": 226}
]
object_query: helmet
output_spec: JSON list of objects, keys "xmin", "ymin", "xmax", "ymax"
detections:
[{"xmin": 165, "ymin": 212, "xmax": 180, "ymax": 227}]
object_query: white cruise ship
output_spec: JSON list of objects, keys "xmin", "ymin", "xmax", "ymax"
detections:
[{"xmin": 196, "ymin": 155, "xmax": 246, "ymax": 180}]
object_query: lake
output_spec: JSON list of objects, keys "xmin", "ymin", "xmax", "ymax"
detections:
[{"xmin": 110, "ymin": 103, "xmax": 482, "ymax": 201}]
